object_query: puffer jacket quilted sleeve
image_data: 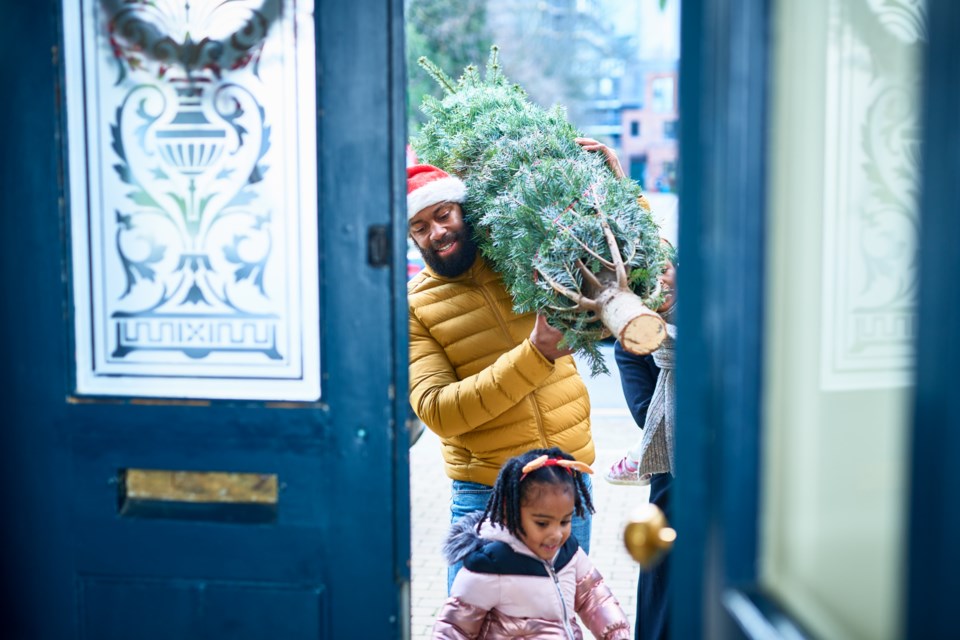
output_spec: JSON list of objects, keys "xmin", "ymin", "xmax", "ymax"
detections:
[
  {"xmin": 432, "ymin": 597, "xmax": 490, "ymax": 639},
  {"xmin": 408, "ymin": 256, "xmax": 593, "ymax": 486},
  {"xmin": 573, "ymin": 554, "xmax": 632, "ymax": 640},
  {"xmin": 409, "ymin": 311, "xmax": 555, "ymax": 439}
]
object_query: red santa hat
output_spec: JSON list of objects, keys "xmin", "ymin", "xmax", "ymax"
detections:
[{"xmin": 406, "ymin": 164, "xmax": 467, "ymax": 219}]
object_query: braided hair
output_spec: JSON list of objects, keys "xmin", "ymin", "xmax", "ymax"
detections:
[{"xmin": 479, "ymin": 447, "xmax": 595, "ymax": 539}]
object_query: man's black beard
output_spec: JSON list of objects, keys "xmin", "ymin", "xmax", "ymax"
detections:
[{"xmin": 419, "ymin": 224, "xmax": 478, "ymax": 278}]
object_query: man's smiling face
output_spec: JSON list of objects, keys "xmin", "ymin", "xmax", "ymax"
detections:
[{"xmin": 408, "ymin": 201, "xmax": 477, "ymax": 278}]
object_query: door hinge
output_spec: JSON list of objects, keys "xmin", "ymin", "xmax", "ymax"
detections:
[{"xmin": 367, "ymin": 224, "xmax": 390, "ymax": 267}]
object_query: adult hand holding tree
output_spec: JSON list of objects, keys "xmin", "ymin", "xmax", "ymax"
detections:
[
  {"xmin": 414, "ymin": 47, "xmax": 668, "ymax": 373},
  {"xmin": 530, "ymin": 314, "xmax": 575, "ymax": 363}
]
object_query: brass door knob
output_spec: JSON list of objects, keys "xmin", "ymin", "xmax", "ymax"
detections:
[{"xmin": 623, "ymin": 503, "xmax": 676, "ymax": 568}]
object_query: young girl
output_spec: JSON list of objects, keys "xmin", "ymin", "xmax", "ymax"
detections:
[{"xmin": 432, "ymin": 447, "xmax": 630, "ymax": 639}]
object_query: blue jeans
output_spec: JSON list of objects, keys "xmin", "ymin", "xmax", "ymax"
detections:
[{"xmin": 446, "ymin": 476, "xmax": 594, "ymax": 593}]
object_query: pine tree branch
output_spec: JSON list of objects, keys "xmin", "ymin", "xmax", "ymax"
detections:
[
  {"xmin": 486, "ymin": 45, "xmax": 502, "ymax": 84},
  {"xmin": 620, "ymin": 235, "xmax": 638, "ymax": 265},
  {"xmin": 418, "ymin": 56, "xmax": 457, "ymax": 94},
  {"xmin": 544, "ymin": 265, "xmax": 588, "ymax": 313},
  {"xmin": 642, "ymin": 276, "xmax": 664, "ymax": 309},
  {"xmin": 537, "ymin": 269, "xmax": 600, "ymax": 311},
  {"xmin": 461, "ymin": 64, "xmax": 480, "ymax": 88},
  {"xmin": 576, "ymin": 259, "xmax": 603, "ymax": 289},
  {"xmin": 547, "ymin": 302, "xmax": 583, "ymax": 312},
  {"xmin": 551, "ymin": 218, "xmax": 616, "ymax": 269},
  {"xmin": 599, "ymin": 216, "xmax": 628, "ymax": 288}
]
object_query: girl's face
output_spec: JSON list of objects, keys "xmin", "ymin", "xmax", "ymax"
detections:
[{"xmin": 518, "ymin": 482, "xmax": 576, "ymax": 561}]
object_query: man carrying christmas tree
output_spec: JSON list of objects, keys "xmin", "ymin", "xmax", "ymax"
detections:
[{"xmin": 406, "ymin": 163, "xmax": 596, "ymax": 592}]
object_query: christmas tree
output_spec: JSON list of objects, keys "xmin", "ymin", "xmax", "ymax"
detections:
[{"xmin": 413, "ymin": 47, "xmax": 668, "ymax": 374}]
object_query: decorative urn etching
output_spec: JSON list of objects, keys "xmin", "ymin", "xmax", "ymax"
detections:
[
  {"xmin": 110, "ymin": 76, "xmax": 278, "ymax": 361},
  {"xmin": 64, "ymin": 1, "xmax": 319, "ymax": 399},
  {"xmin": 820, "ymin": 0, "xmax": 924, "ymax": 390}
]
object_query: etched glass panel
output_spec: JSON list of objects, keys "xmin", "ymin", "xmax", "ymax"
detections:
[
  {"xmin": 820, "ymin": 0, "xmax": 923, "ymax": 391},
  {"xmin": 63, "ymin": 0, "xmax": 319, "ymax": 400},
  {"xmin": 761, "ymin": 1, "xmax": 923, "ymax": 638}
]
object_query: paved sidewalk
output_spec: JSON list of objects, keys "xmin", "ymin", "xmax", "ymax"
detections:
[{"xmin": 409, "ymin": 357, "xmax": 651, "ymax": 638}]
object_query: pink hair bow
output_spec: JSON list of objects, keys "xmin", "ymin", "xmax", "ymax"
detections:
[{"xmin": 520, "ymin": 455, "xmax": 594, "ymax": 482}]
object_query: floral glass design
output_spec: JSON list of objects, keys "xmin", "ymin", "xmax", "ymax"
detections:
[{"xmin": 64, "ymin": 0, "xmax": 319, "ymax": 400}]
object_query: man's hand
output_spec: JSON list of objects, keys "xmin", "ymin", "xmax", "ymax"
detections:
[
  {"xmin": 575, "ymin": 137, "xmax": 626, "ymax": 179},
  {"xmin": 530, "ymin": 314, "xmax": 574, "ymax": 363}
]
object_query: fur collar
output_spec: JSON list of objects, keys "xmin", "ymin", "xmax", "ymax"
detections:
[{"xmin": 443, "ymin": 511, "xmax": 487, "ymax": 564}]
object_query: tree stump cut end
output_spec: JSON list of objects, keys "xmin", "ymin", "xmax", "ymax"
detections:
[
  {"xmin": 619, "ymin": 314, "xmax": 666, "ymax": 356},
  {"xmin": 598, "ymin": 288, "xmax": 666, "ymax": 356}
]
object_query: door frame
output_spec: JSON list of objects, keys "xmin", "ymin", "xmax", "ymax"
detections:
[
  {"xmin": 673, "ymin": 0, "xmax": 776, "ymax": 636},
  {"xmin": 673, "ymin": 0, "xmax": 960, "ymax": 638},
  {"xmin": 905, "ymin": 0, "xmax": 960, "ymax": 633}
]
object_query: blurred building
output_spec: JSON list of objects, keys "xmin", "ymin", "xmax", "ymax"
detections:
[
  {"xmin": 579, "ymin": 0, "xmax": 680, "ymax": 192},
  {"xmin": 619, "ymin": 70, "xmax": 678, "ymax": 191}
]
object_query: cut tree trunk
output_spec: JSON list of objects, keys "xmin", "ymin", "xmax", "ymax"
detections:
[
  {"xmin": 537, "ymin": 220, "xmax": 666, "ymax": 356},
  {"xmin": 595, "ymin": 286, "xmax": 666, "ymax": 355},
  {"xmin": 576, "ymin": 230, "xmax": 667, "ymax": 356},
  {"xmin": 540, "ymin": 256, "xmax": 666, "ymax": 356}
]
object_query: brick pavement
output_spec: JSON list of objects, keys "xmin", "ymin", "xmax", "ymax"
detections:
[{"xmin": 408, "ymin": 371, "xmax": 651, "ymax": 639}]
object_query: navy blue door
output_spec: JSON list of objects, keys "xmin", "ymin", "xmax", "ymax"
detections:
[
  {"xmin": 0, "ymin": 1, "xmax": 410, "ymax": 638},
  {"xmin": 672, "ymin": 0, "xmax": 960, "ymax": 638}
]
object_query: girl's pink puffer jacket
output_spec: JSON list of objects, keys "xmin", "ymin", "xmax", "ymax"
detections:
[{"xmin": 432, "ymin": 513, "xmax": 630, "ymax": 640}]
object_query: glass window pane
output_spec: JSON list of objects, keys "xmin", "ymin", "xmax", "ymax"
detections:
[
  {"xmin": 761, "ymin": 1, "xmax": 924, "ymax": 638},
  {"xmin": 63, "ymin": 0, "xmax": 320, "ymax": 400}
]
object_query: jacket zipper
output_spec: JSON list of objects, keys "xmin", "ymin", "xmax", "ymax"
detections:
[
  {"xmin": 478, "ymin": 282, "xmax": 549, "ymax": 447},
  {"xmin": 545, "ymin": 562, "xmax": 576, "ymax": 640}
]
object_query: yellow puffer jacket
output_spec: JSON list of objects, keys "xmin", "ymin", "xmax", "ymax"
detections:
[{"xmin": 408, "ymin": 255, "xmax": 594, "ymax": 486}]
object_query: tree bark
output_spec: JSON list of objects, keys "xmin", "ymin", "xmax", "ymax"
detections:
[{"xmin": 595, "ymin": 286, "xmax": 666, "ymax": 355}]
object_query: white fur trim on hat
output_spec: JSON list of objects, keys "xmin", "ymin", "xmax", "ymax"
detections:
[{"xmin": 407, "ymin": 176, "xmax": 467, "ymax": 219}]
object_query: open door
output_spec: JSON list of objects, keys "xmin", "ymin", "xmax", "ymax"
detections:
[
  {"xmin": 0, "ymin": 0, "xmax": 410, "ymax": 638},
  {"xmin": 667, "ymin": 0, "xmax": 960, "ymax": 638}
]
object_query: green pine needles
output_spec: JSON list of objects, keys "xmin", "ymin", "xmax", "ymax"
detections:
[{"xmin": 413, "ymin": 47, "xmax": 668, "ymax": 374}]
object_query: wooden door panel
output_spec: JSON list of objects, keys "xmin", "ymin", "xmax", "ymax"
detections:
[
  {"xmin": 0, "ymin": 0, "xmax": 410, "ymax": 637},
  {"xmin": 79, "ymin": 578, "xmax": 325, "ymax": 640}
]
